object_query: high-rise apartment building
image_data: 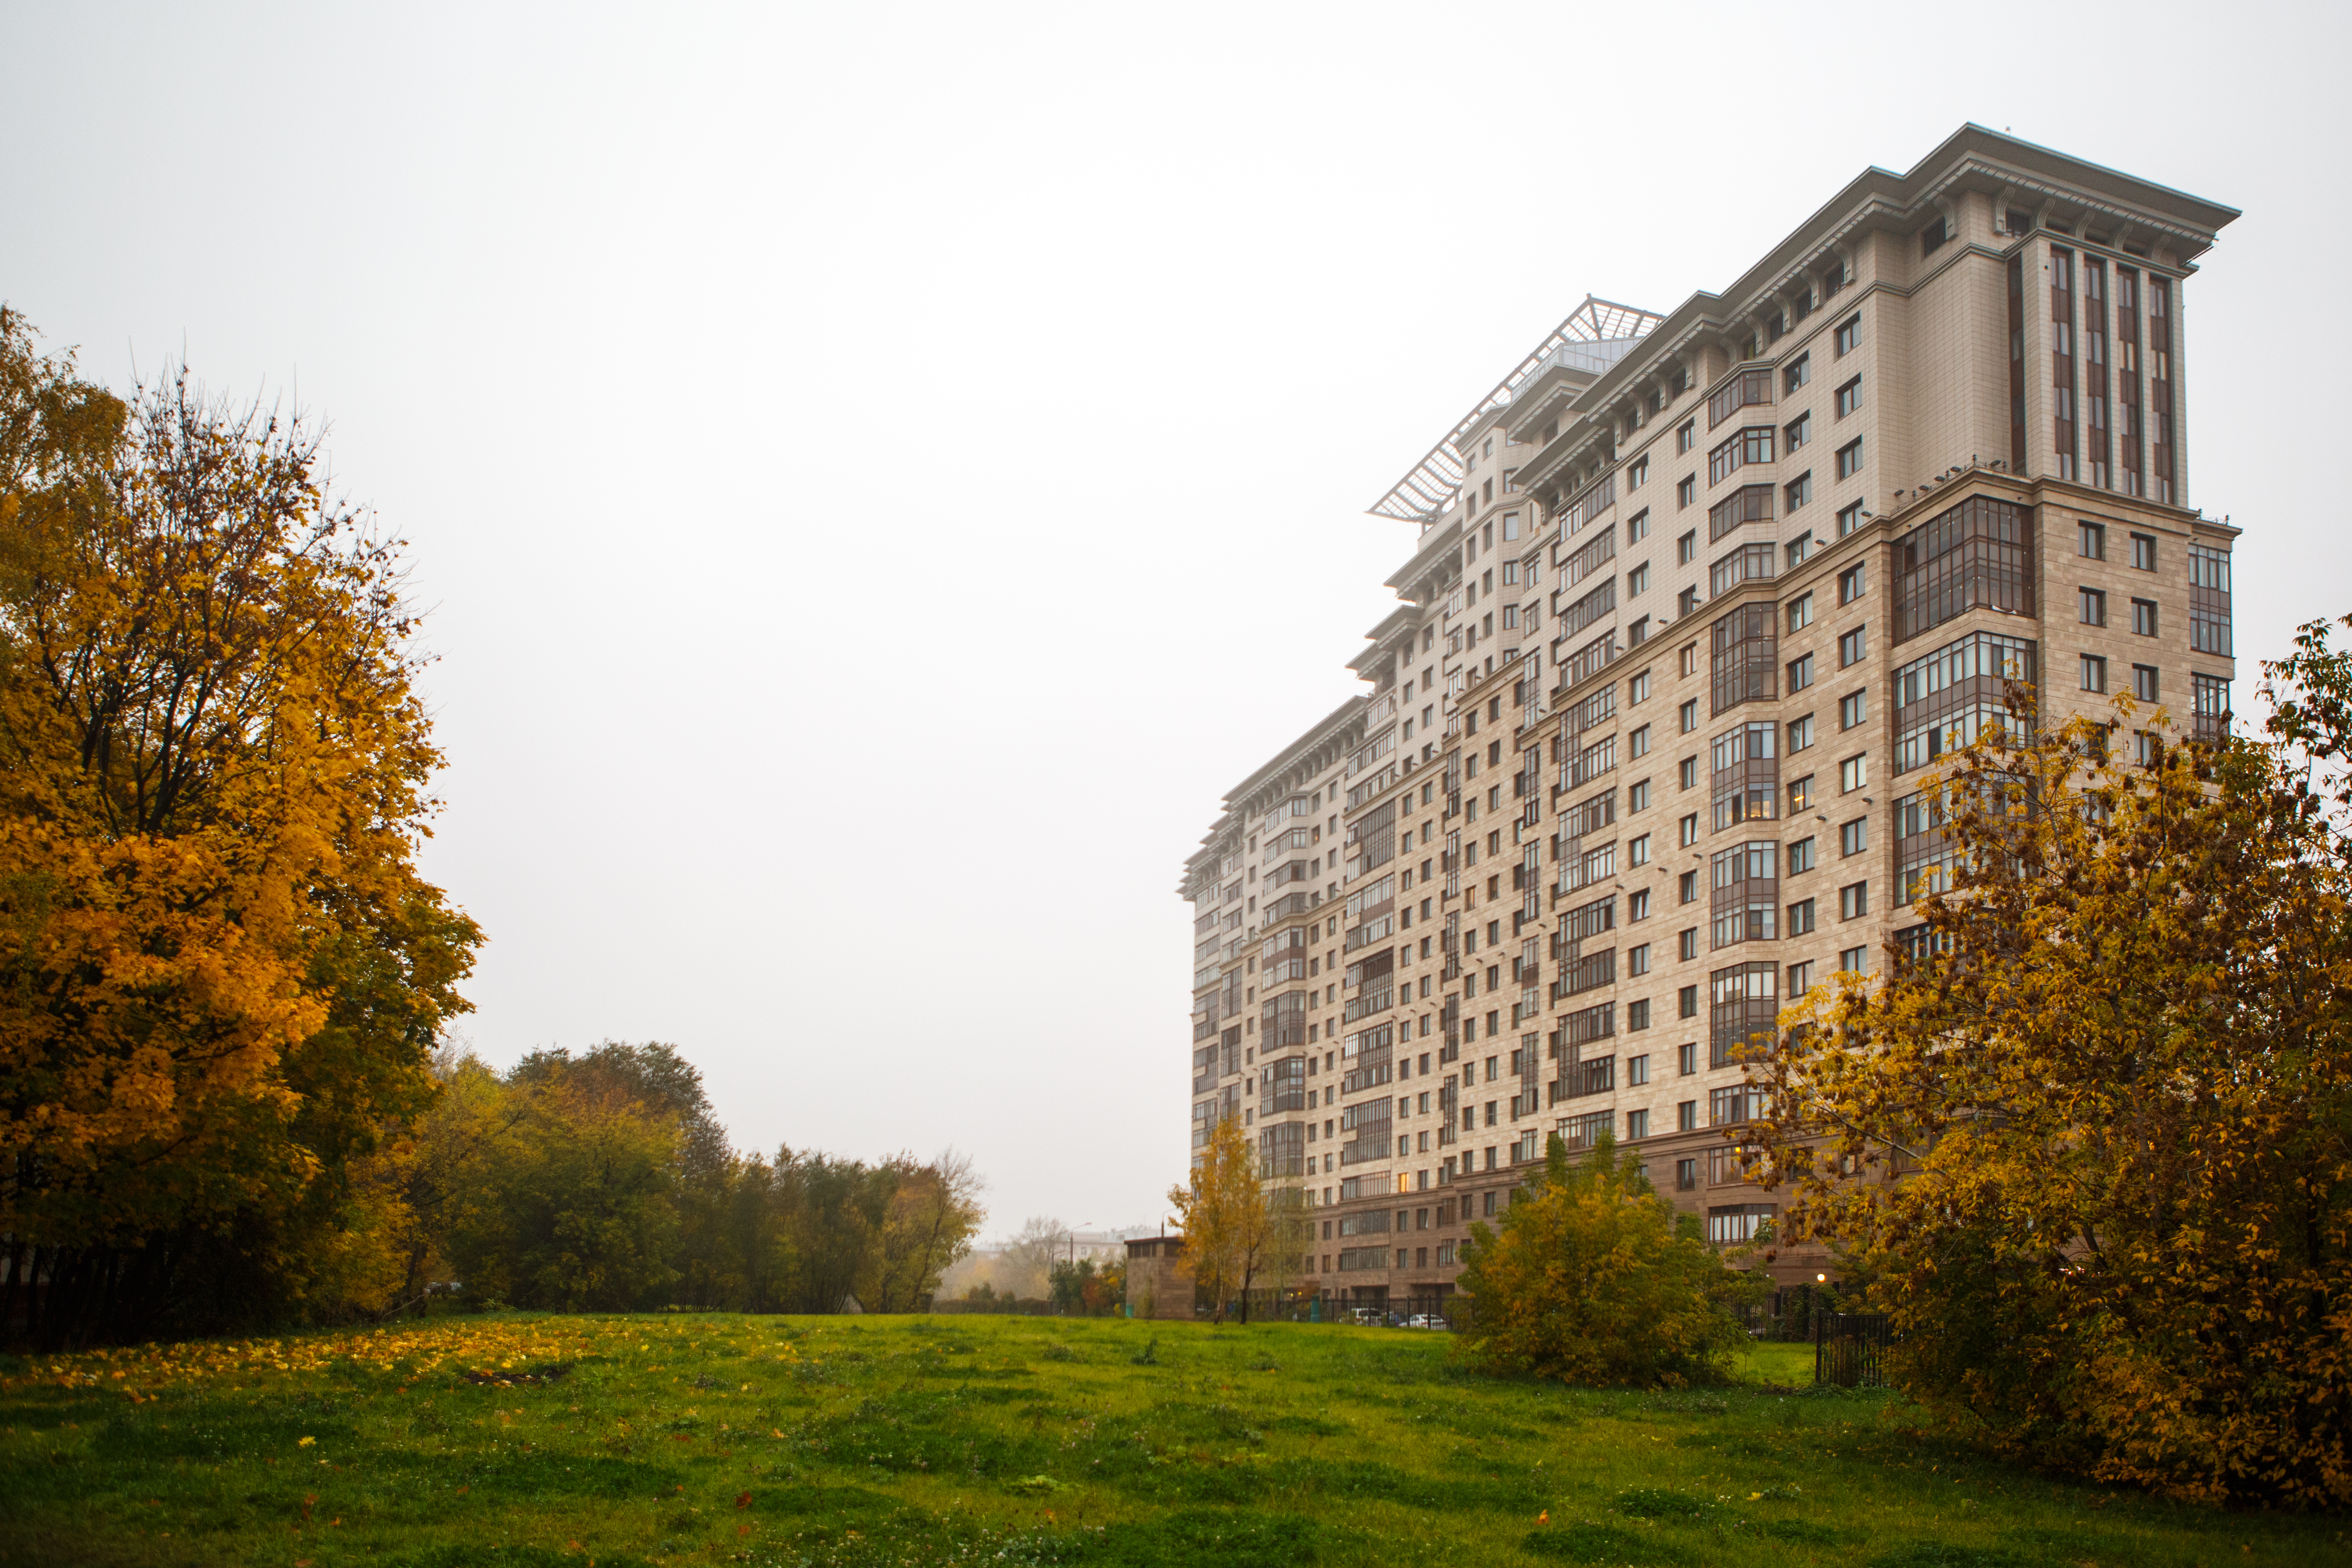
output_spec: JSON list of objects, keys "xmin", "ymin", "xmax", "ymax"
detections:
[{"xmin": 1180, "ymin": 127, "xmax": 2239, "ymax": 1313}]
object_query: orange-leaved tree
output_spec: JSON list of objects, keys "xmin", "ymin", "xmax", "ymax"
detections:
[
  {"xmin": 1168, "ymin": 1114, "xmax": 1282, "ymax": 1324},
  {"xmin": 1750, "ymin": 621, "xmax": 2352, "ymax": 1507},
  {"xmin": 1453, "ymin": 1132, "xmax": 1753, "ymax": 1385},
  {"xmin": 0, "ymin": 310, "xmax": 480, "ymax": 1344}
]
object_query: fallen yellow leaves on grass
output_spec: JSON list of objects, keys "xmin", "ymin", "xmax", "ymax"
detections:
[{"xmin": 1, "ymin": 1316, "xmax": 802, "ymax": 1398}]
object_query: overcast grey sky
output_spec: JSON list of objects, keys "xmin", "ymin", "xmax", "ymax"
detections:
[{"xmin": 2, "ymin": 2, "xmax": 2341, "ymax": 1238}]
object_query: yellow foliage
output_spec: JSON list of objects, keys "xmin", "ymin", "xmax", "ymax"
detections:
[{"xmin": 1753, "ymin": 634, "xmax": 2352, "ymax": 1508}]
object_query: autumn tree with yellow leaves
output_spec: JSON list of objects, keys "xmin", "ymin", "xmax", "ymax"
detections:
[
  {"xmin": 1750, "ymin": 619, "xmax": 2352, "ymax": 1507},
  {"xmin": 1167, "ymin": 1115, "xmax": 1303, "ymax": 1323},
  {"xmin": 0, "ymin": 310, "xmax": 481, "ymax": 1345}
]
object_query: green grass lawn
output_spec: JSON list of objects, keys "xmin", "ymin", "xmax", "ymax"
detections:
[{"xmin": 0, "ymin": 1311, "xmax": 2341, "ymax": 1566}]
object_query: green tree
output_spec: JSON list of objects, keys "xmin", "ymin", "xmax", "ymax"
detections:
[
  {"xmin": 1752, "ymin": 619, "xmax": 2352, "ymax": 1507},
  {"xmin": 1454, "ymin": 1133, "xmax": 1753, "ymax": 1386}
]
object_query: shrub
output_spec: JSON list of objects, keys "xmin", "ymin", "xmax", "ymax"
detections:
[{"xmin": 1453, "ymin": 1133, "xmax": 1754, "ymax": 1386}]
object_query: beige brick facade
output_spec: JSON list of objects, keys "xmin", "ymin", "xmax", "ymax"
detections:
[{"xmin": 1181, "ymin": 127, "xmax": 2239, "ymax": 1312}]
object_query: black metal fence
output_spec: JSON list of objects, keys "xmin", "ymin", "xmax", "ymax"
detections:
[{"xmin": 1814, "ymin": 1309, "xmax": 1891, "ymax": 1387}]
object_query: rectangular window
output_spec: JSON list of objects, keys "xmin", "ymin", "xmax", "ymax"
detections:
[
  {"xmin": 1788, "ymin": 652, "xmax": 1815, "ymax": 692},
  {"xmin": 1838, "ymin": 945, "xmax": 1869, "ymax": 973},
  {"xmin": 1839, "ymin": 881, "xmax": 1869, "ymax": 920},
  {"xmin": 1625, "ymin": 1108, "xmax": 1650, "ymax": 1140},
  {"xmin": 1834, "ymin": 376, "xmax": 1861, "ymax": 418},
  {"xmin": 1679, "ymin": 929, "xmax": 1697, "ymax": 962},
  {"xmin": 2132, "ymin": 598, "xmax": 2158, "ymax": 637},
  {"xmin": 1839, "ymin": 690, "xmax": 1867, "ymax": 729},
  {"xmin": 1626, "ymin": 999, "xmax": 1651, "ymax": 1032},
  {"xmin": 2079, "ymin": 587, "xmax": 2106, "ymax": 626},
  {"xmin": 1678, "ymin": 531, "xmax": 1697, "ymax": 565},
  {"xmin": 1629, "ymin": 832, "xmax": 1651, "ymax": 866},
  {"xmin": 1835, "ymin": 314, "xmax": 1860, "ymax": 356},
  {"xmin": 1840, "ymin": 754, "xmax": 1868, "ymax": 793},
  {"xmin": 1787, "ymin": 959, "xmax": 1815, "ymax": 996},
  {"xmin": 2189, "ymin": 545, "xmax": 2233, "ymax": 656},
  {"xmin": 2081, "ymin": 654, "xmax": 2108, "ymax": 693},
  {"xmin": 1679, "ymin": 812, "xmax": 1699, "ymax": 846},
  {"xmin": 1839, "ymin": 563, "xmax": 1866, "ymax": 604},
  {"xmin": 1628, "ymin": 888, "xmax": 1652, "ymax": 921},
  {"xmin": 1787, "ymin": 593, "xmax": 1814, "ymax": 632},
  {"xmin": 2080, "ymin": 522, "xmax": 2106, "ymax": 559},
  {"xmin": 1788, "ymin": 897, "xmax": 1816, "ymax": 935},
  {"xmin": 1784, "ymin": 355, "xmax": 1810, "ymax": 393},
  {"xmin": 1789, "ymin": 714, "xmax": 1815, "ymax": 752},
  {"xmin": 2132, "ymin": 663, "xmax": 2159, "ymax": 702},
  {"xmin": 1785, "ymin": 410, "xmax": 1812, "ymax": 450},
  {"xmin": 1680, "ymin": 698, "xmax": 1699, "ymax": 733},
  {"xmin": 1837, "ymin": 500, "xmax": 1863, "ymax": 538},
  {"xmin": 1835, "ymin": 438, "xmax": 1863, "ymax": 479},
  {"xmin": 1838, "ymin": 626, "xmax": 1867, "ymax": 666},
  {"xmin": 1788, "ymin": 834, "xmax": 1816, "ymax": 872},
  {"xmin": 1630, "ymin": 779, "xmax": 1651, "ymax": 811},
  {"xmin": 1709, "ymin": 483, "xmax": 1774, "ymax": 542},
  {"xmin": 1678, "ymin": 984, "xmax": 1698, "ymax": 1018},
  {"xmin": 1785, "ymin": 471, "xmax": 1813, "ymax": 512},
  {"xmin": 2193, "ymin": 673, "xmax": 2230, "ymax": 744},
  {"xmin": 1841, "ymin": 817, "xmax": 1868, "ymax": 856},
  {"xmin": 1630, "ymin": 669, "xmax": 1652, "ymax": 704},
  {"xmin": 1678, "ymin": 475, "xmax": 1696, "ymax": 508},
  {"xmin": 2132, "ymin": 533, "xmax": 2157, "ymax": 571},
  {"xmin": 1679, "ymin": 869, "xmax": 1700, "ymax": 903},
  {"xmin": 1629, "ymin": 455, "xmax": 1649, "ymax": 488}
]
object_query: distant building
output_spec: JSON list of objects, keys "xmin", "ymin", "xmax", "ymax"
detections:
[
  {"xmin": 1123, "ymin": 1235, "xmax": 1191, "ymax": 1321},
  {"xmin": 1182, "ymin": 126, "xmax": 2239, "ymax": 1309}
]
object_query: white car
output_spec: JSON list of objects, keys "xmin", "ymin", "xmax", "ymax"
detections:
[{"xmin": 1404, "ymin": 1313, "xmax": 1449, "ymax": 1330}]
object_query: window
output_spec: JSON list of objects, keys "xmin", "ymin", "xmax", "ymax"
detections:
[
  {"xmin": 2079, "ymin": 587, "xmax": 2107, "ymax": 626},
  {"xmin": 1625, "ymin": 1108, "xmax": 1650, "ymax": 1140},
  {"xmin": 1788, "ymin": 959, "xmax": 1815, "ymax": 995},
  {"xmin": 1628, "ymin": 945, "xmax": 1651, "ymax": 978},
  {"xmin": 1679, "ymin": 929, "xmax": 1698, "ymax": 961},
  {"xmin": 2081, "ymin": 654, "xmax": 2108, "ymax": 693},
  {"xmin": 1630, "ymin": 669, "xmax": 1652, "ymax": 704},
  {"xmin": 1629, "ymin": 833, "xmax": 1651, "ymax": 866},
  {"xmin": 2132, "ymin": 663, "xmax": 2159, "ymax": 702},
  {"xmin": 1834, "ymin": 376, "xmax": 1861, "ymax": 418},
  {"xmin": 1835, "ymin": 438, "xmax": 1863, "ymax": 479},
  {"xmin": 2131, "ymin": 532, "xmax": 2157, "ymax": 571},
  {"xmin": 1788, "ymin": 652, "xmax": 1815, "ymax": 692},
  {"xmin": 1841, "ymin": 817, "xmax": 1869, "ymax": 856},
  {"xmin": 1785, "ymin": 410, "xmax": 1811, "ymax": 450},
  {"xmin": 1839, "ymin": 881, "xmax": 1869, "ymax": 919},
  {"xmin": 1787, "ymin": 898, "xmax": 1816, "ymax": 935},
  {"xmin": 1840, "ymin": 754, "xmax": 1868, "ymax": 793},
  {"xmin": 1626, "ymin": 1000, "xmax": 1651, "ymax": 1033},
  {"xmin": 1679, "ymin": 698, "xmax": 1699, "ymax": 733},
  {"xmin": 1678, "ymin": 530, "xmax": 1697, "ymax": 565},
  {"xmin": 1788, "ymin": 777, "xmax": 1814, "ymax": 816},
  {"xmin": 1678, "ymin": 475, "xmax": 1696, "ymax": 508},
  {"xmin": 1679, "ymin": 811, "xmax": 1698, "ymax": 846},
  {"xmin": 1787, "ymin": 593, "xmax": 1814, "ymax": 632},
  {"xmin": 1788, "ymin": 834, "xmax": 1816, "ymax": 872},
  {"xmin": 2080, "ymin": 521, "xmax": 2106, "ymax": 559},
  {"xmin": 1676, "ymin": 1157, "xmax": 1697, "ymax": 1189},
  {"xmin": 1838, "ymin": 626, "xmax": 1867, "ymax": 666},
  {"xmin": 1628, "ymin": 562, "xmax": 1650, "ymax": 596},
  {"xmin": 1837, "ymin": 500, "xmax": 1863, "ymax": 538},
  {"xmin": 1629, "ymin": 455, "xmax": 1649, "ymax": 488},
  {"xmin": 1678, "ymin": 985, "xmax": 1699, "ymax": 1019},
  {"xmin": 1784, "ymin": 355, "xmax": 1810, "ymax": 393},
  {"xmin": 1630, "ymin": 779, "xmax": 1652, "ymax": 812},
  {"xmin": 1629, "ymin": 508, "xmax": 1651, "ymax": 543},
  {"xmin": 1838, "ymin": 945, "xmax": 1869, "ymax": 973},
  {"xmin": 1921, "ymin": 216, "xmax": 1948, "ymax": 253},
  {"xmin": 2189, "ymin": 545, "xmax": 2232, "ymax": 655},
  {"xmin": 1680, "ymin": 757, "xmax": 1698, "ymax": 789},
  {"xmin": 1628, "ymin": 888, "xmax": 1652, "ymax": 920},
  {"xmin": 2132, "ymin": 599, "xmax": 2158, "ymax": 637},
  {"xmin": 1788, "ymin": 714, "xmax": 1815, "ymax": 752},
  {"xmin": 2193, "ymin": 673, "xmax": 2231, "ymax": 744},
  {"xmin": 1787, "ymin": 532, "xmax": 1814, "ymax": 569},
  {"xmin": 1677, "ymin": 420, "xmax": 1695, "ymax": 454},
  {"xmin": 1834, "ymin": 313, "xmax": 1861, "ymax": 356},
  {"xmin": 1839, "ymin": 691, "xmax": 1867, "ymax": 730},
  {"xmin": 1679, "ymin": 870, "xmax": 1700, "ymax": 903},
  {"xmin": 1838, "ymin": 563, "xmax": 1867, "ymax": 604},
  {"xmin": 1785, "ymin": 472, "xmax": 1813, "ymax": 511}
]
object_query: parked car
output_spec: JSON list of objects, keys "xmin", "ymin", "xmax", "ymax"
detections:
[
  {"xmin": 1404, "ymin": 1313, "xmax": 1449, "ymax": 1330},
  {"xmin": 1348, "ymin": 1307, "xmax": 1383, "ymax": 1325}
]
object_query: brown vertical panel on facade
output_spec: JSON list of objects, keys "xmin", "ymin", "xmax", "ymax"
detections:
[
  {"xmin": 2116, "ymin": 269, "xmax": 2145, "ymax": 494},
  {"xmin": 2082, "ymin": 257, "xmax": 2112, "ymax": 490},
  {"xmin": 2051, "ymin": 247, "xmax": 2079, "ymax": 480},
  {"xmin": 2149, "ymin": 278, "xmax": 2176, "ymax": 504}
]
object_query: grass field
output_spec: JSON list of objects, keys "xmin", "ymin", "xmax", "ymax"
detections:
[{"xmin": 0, "ymin": 1311, "xmax": 2341, "ymax": 1567}]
